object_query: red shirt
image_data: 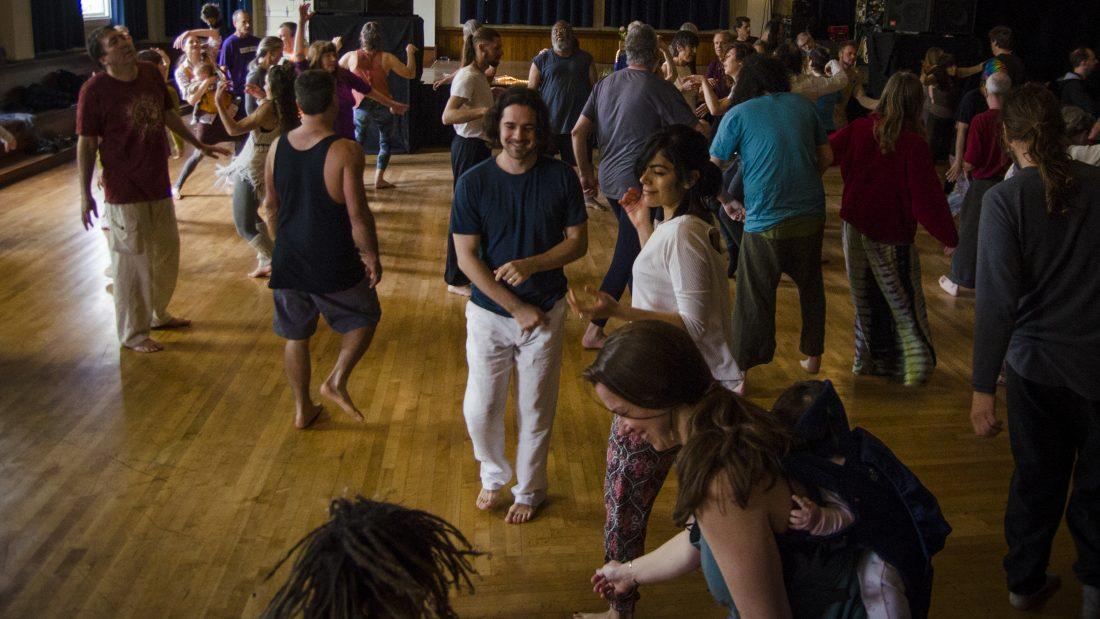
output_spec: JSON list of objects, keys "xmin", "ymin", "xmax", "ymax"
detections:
[
  {"xmin": 964, "ymin": 108, "xmax": 1011, "ymax": 180},
  {"xmin": 829, "ymin": 115, "xmax": 958, "ymax": 247},
  {"xmin": 76, "ymin": 61, "xmax": 174, "ymax": 204}
]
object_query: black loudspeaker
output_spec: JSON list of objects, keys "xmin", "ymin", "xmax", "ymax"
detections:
[
  {"xmin": 367, "ymin": 0, "xmax": 413, "ymax": 15},
  {"xmin": 929, "ymin": 0, "xmax": 976, "ymax": 35},
  {"xmin": 313, "ymin": 0, "xmax": 366, "ymax": 13},
  {"xmin": 884, "ymin": 0, "xmax": 929, "ymax": 33}
]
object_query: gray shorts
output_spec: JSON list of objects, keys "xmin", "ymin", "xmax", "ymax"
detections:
[{"xmin": 272, "ymin": 278, "xmax": 381, "ymax": 340}]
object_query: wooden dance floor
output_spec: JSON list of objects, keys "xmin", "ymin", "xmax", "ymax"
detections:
[{"xmin": 0, "ymin": 151, "xmax": 1082, "ymax": 617}]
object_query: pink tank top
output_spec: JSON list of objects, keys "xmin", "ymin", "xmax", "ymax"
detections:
[{"xmin": 351, "ymin": 49, "xmax": 391, "ymax": 106}]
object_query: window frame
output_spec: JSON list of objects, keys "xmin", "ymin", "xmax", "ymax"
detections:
[{"xmin": 81, "ymin": 0, "xmax": 112, "ymax": 22}]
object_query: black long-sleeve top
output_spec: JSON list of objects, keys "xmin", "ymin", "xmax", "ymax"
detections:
[{"xmin": 973, "ymin": 162, "xmax": 1100, "ymax": 399}]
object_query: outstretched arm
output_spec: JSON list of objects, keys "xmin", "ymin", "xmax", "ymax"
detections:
[
  {"xmin": 389, "ymin": 45, "xmax": 418, "ymax": 79},
  {"xmin": 292, "ymin": 3, "xmax": 311, "ymax": 63},
  {"xmin": 589, "ymin": 530, "xmax": 701, "ymax": 600}
]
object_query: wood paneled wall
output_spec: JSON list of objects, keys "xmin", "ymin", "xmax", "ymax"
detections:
[{"xmin": 435, "ymin": 26, "xmax": 723, "ymax": 68}]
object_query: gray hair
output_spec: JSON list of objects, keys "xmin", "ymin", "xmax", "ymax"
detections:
[
  {"xmin": 624, "ymin": 23, "xmax": 658, "ymax": 68},
  {"xmin": 986, "ymin": 70, "xmax": 1012, "ymax": 95},
  {"xmin": 1062, "ymin": 105, "xmax": 1093, "ymax": 137},
  {"xmin": 462, "ymin": 19, "xmax": 481, "ymax": 38}
]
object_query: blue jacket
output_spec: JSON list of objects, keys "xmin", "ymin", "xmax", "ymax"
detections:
[{"xmin": 782, "ymin": 380, "xmax": 952, "ymax": 618}]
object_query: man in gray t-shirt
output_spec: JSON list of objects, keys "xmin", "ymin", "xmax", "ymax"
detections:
[{"xmin": 570, "ymin": 22, "xmax": 703, "ymax": 347}]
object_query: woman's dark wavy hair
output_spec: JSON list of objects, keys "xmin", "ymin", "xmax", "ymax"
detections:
[
  {"xmin": 266, "ymin": 63, "xmax": 300, "ymax": 134},
  {"xmin": 582, "ymin": 321, "xmax": 790, "ymax": 528},
  {"xmin": 484, "ymin": 86, "xmax": 552, "ymax": 154},
  {"xmin": 262, "ymin": 496, "xmax": 482, "ymax": 619},
  {"xmin": 632, "ymin": 124, "xmax": 720, "ymax": 222},
  {"xmin": 729, "ymin": 54, "xmax": 790, "ymax": 106},
  {"xmin": 669, "ymin": 29, "xmax": 700, "ymax": 57},
  {"xmin": 1001, "ymin": 83, "xmax": 1078, "ymax": 215}
]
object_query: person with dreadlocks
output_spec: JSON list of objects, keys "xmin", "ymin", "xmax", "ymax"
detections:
[
  {"xmin": 263, "ymin": 496, "xmax": 482, "ymax": 618},
  {"xmin": 969, "ymin": 83, "xmax": 1100, "ymax": 616}
]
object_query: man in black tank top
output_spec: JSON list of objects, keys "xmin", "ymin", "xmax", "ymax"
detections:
[{"xmin": 260, "ymin": 70, "xmax": 383, "ymax": 430}]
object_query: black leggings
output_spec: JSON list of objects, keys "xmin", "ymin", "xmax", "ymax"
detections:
[{"xmin": 445, "ymin": 135, "xmax": 491, "ymax": 287}]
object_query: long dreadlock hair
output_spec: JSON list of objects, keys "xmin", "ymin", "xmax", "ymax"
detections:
[{"xmin": 262, "ymin": 496, "xmax": 483, "ymax": 619}]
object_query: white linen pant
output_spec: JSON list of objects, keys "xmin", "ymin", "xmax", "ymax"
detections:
[
  {"xmin": 104, "ymin": 199, "xmax": 181, "ymax": 347},
  {"xmin": 463, "ymin": 299, "xmax": 566, "ymax": 506}
]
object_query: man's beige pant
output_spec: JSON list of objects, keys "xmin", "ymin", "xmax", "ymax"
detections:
[{"xmin": 104, "ymin": 199, "xmax": 180, "ymax": 347}]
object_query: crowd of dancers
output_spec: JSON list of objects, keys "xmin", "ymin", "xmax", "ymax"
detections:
[{"xmin": 71, "ymin": 5, "xmax": 1099, "ymax": 617}]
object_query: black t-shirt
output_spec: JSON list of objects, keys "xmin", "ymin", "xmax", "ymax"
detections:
[{"xmin": 955, "ymin": 88, "xmax": 988, "ymax": 124}]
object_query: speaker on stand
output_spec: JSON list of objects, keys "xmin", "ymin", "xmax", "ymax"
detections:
[{"xmin": 882, "ymin": 0, "xmax": 976, "ymax": 34}]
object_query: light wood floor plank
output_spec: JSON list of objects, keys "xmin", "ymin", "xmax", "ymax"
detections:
[{"xmin": 0, "ymin": 150, "xmax": 1081, "ymax": 617}]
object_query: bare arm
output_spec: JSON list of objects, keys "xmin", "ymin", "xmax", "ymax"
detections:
[
  {"xmin": 454, "ymin": 233, "xmax": 549, "ymax": 332},
  {"xmin": 816, "ymin": 143, "xmax": 834, "ymax": 175},
  {"xmin": 697, "ymin": 479, "xmax": 793, "ymax": 619},
  {"xmin": 389, "ymin": 46, "xmax": 417, "ymax": 79},
  {"xmin": 946, "ymin": 121, "xmax": 969, "ymax": 182},
  {"xmin": 164, "ymin": 108, "xmax": 228, "ymax": 156},
  {"xmin": 442, "ymin": 94, "xmax": 488, "ymax": 126},
  {"xmin": 215, "ymin": 84, "xmax": 273, "ymax": 135},
  {"xmin": 591, "ymin": 529, "xmax": 701, "ymax": 599},
  {"xmin": 77, "ymin": 135, "xmax": 99, "ymax": 229},
  {"xmin": 957, "ymin": 62, "xmax": 984, "ymax": 78},
  {"xmin": 698, "ymin": 75, "xmax": 730, "ymax": 116},
  {"xmin": 527, "ymin": 61, "xmax": 542, "ymax": 92},
  {"xmin": 571, "ymin": 115, "xmax": 597, "ymax": 198},
  {"xmin": 340, "ymin": 141, "xmax": 382, "ymax": 286},
  {"xmin": 338, "ymin": 50, "xmax": 356, "ymax": 71},
  {"xmin": 173, "ymin": 28, "xmax": 218, "ymax": 50},
  {"xmin": 493, "ymin": 223, "xmax": 587, "ymax": 286},
  {"xmin": 261, "ymin": 137, "xmax": 280, "ymax": 239},
  {"xmin": 293, "ymin": 4, "xmax": 310, "ymax": 63}
]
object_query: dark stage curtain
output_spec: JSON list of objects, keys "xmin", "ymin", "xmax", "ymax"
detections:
[
  {"xmin": 460, "ymin": 0, "xmax": 593, "ymax": 27},
  {"xmin": 603, "ymin": 0, "xmax": 728, "ymax": 30},
  {"xmin": 309, "ymin": 15, "xmax": 432, "ymax": 153},
  {"xmin": 32, "ymin": 0, "xmax": 85, "ymax": 54},
  {"xmin": 164, "ymin": 0, "xmax": 252, "ymax": 40},
  {"xmin": 110, "ymin": 0, "xmax": 148, "ymax": 40}
]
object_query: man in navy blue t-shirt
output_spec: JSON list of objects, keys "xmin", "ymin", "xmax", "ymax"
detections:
[{"xmin": 452, "ymin": 87, "xmax": 588, "ymax": 525}]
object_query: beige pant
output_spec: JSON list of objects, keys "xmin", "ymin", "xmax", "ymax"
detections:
[{"xmin": 104, "ymin": 199, "xmax": 180, "ymax": 347}]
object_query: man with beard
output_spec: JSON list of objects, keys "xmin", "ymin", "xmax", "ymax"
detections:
[
  {"xmin": 442, "ymin": 26, "xmax": 503, "ymax": 296},
  {"xmin": 527, "ymin": 20, "xmax": 599, "ymax": 207},
  {"xmin": 77, "ymin": 24, "xmax": 229, "ymax": 352},
  {"xmin": 452, "ymin": 87, "xmax": 588, "ymax": 525}
]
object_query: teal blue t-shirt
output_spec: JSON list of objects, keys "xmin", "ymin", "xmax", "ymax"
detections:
[{"xmin": 709, "ymin": 93, "xmax": 828, "ymax": 234}]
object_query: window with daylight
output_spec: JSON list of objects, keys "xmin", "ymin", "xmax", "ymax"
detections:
[{"xmin": 81, "ymin": 0, "xmax": 112, "ymax": 20}]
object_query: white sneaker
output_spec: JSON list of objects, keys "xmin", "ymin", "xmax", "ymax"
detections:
[{"xmin": 1009, "ymin": 574, "xmax": 1060, "ymax": 610}]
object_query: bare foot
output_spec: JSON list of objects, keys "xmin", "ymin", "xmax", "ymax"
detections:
[
  {"xmin": 476, "ymin": 488, "xmax": 500, "ymax": 511},
  {"xmin": 294, "ymin": 403, "xmax": 324, "ymax": 429},
  {"xmin": 248, "ymin": 264, "xmax": 272, "ymax": 278},
  {"xmin": 152, "ymin": 317, "xmax": 192, "ymax": 330},
  {"xmin": 581, "ymin": 323, "xmax": 606, "ymax": 350},
  {"xmin": 374, "ymin": 179, "xmax": 395, "ymax": 189},
  {"xmin": 319, "ymin": 378, "xmax": 364, "ymax": 422},
  {"xmin": 125, "ymin": 337, "xmax": 164, "ymax": 353},
  {"xmin": 800, "ymin": 356, "xmax": 821, "ymax": 374},
  {"xmin": 447, "ymin": 284, "xmax": 472, "ymax": 297},
  {"xmin": 505, "ymin": 502, "xmax": 538, "ymax": 524}
]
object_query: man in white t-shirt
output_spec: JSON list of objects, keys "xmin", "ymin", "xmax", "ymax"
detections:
[{"xmin": 441, "ymin": 27, "xmax": 503, "ymax": 296}]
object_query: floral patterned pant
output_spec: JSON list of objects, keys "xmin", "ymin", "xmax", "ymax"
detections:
[{"xmin": 603, "ymin": 417, "xmax": 680, "ymax": 612}]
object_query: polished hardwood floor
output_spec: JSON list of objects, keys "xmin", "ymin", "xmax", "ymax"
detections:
[{"xmin": 0, "ymin": 150, "xmax": 1083, "ymax": 617}]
